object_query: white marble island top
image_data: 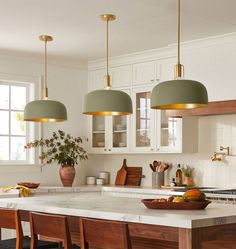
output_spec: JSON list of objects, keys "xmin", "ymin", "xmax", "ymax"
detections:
[{"xmin": 0, "ymin": 192, "xmax": 235, "ymax": 229}]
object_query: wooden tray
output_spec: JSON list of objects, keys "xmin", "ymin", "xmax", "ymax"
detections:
[
  {"xmin": 17, "ymin": 182, "xmax": 40, "ymax": 189},
  {"xmin": 141, "ymin": 199, "xmax": 211, "ymax": 210}
]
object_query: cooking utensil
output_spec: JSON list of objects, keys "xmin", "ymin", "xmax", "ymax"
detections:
[
  {"xmin": 149, "ymin": 164, "xmax": 155, "ymax": 172},
  {"xmin": 115, "ymin": 159, "xmax": 127, "ymax": 185}
]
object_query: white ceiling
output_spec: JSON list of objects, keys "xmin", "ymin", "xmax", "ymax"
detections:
[{"xmin": 0, "ymin": 0, "xmax": 236, "ymax": 62}]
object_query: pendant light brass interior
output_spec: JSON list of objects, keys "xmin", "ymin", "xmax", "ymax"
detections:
[
  {"xmin": 151, "ymin": 0, "xmax": 208, "ymax": 110},
  {"xmin": 24, "ymin": 35, "xmax": 67, "ymax": 122},
  {"xmin": 83, "ymin": 14, "xmax": 133, "ymax": 116}
]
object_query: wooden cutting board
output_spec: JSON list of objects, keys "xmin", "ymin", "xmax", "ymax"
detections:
[
  {"xmin": 125, "ymin": 167, "xmax": 143, "ymax": 186},
  {"xmin": 115, "ymin": 159, "xmax": 127, "ymax": 186}
]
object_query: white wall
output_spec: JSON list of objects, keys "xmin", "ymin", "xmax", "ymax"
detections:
[
  {"xmin": 0, "ymin": 55, "xmax": 90, "ymax": 187},
  {"xmin": 86, "ymin": 33, "xmax": 236, "ymax": 188}
]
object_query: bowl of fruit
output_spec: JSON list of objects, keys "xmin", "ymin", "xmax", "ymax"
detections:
[{"xmin": 141, "ymin": 189, "xmax": 211, "ymax": 210}]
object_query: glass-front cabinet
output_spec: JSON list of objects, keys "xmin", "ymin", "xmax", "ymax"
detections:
[
  {"xmin": 132, "ymin": 87, "xmax": 155, "ymax": 152},
  {"xmin": 89, "ymin": 90, "xmax": 130, "ymax": 153},
  {"xmin": 91, "ymin": 116, "xmax": 105, "ymax": 151},
  {"xmin": 156, "ymin": 110, "xmax": 182, "ymax": 153}
]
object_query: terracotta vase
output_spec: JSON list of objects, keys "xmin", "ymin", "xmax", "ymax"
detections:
[
  {"xmin": 183, "ymin": 176, "xmax": 193, "ymax": 187},
  {"xmin": 59, "ymin": 165, "xmax": 76, "ymax": 187}
]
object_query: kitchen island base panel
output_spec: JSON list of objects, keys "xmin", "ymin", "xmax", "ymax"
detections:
[{"xmin": 18, "ymin": 211, "xmax": 236, "ymax": 249}]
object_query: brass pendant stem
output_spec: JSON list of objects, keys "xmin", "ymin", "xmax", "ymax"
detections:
[
  {"xmin": 106, "ymin": 19, "xmax": 109, "ymax": 77},
  {"xmin": 44, "ymin": 39, "xmax": 48, "ymax": 97},
  {"xmin": 39, "ymin": 35, "xmax": 53, "ymax": 99},
  {"xmin": 101, "ymin": 14, "xmax": 116, "ymax": 89},
  {"xmin": 177, "ymin": 0, "xmax": 181, "ymax": 65}
]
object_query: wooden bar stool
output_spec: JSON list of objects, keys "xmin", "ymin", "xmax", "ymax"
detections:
[
  {"xmin": 29, "ymin": 212, "xmax": 80, "ymax": 249},
  {"xmin": 0, "ymin": 208, "xmax": 58, "ymax": 249},
  {"xmin": 80, "ymin": 218, "xmax": 132, "ymax": 249}
]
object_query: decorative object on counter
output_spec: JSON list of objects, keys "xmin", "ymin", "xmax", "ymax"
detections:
[
  {"xmin": 152, "ymin": 172, "xmax": 164, "ymax": 188},
  {"xmin": 182, "ymin": 166, "xmax": 194, "ymax": 187},
  {"xmin": 175, "ymin": 164, "xmax": 182, "ymax": 184},
  {"xmin": 115, "ymin": 159, "xmax": 127, "ymax": 185},
  {"xmin": 24, "ymin": 130, "xmax": 88, "ymax": 187},
  {"xmin": 3, "ymin": 185, "xmax": 30, "ymax": 197},
  {"xmin": 96, "ymin": 178, "xmax": 104, "ymax": 185},
  {"xmin": 211, "ymin": 146, "xmax": 230, "ymax": 162},
  {"xmin": 17, "ymin": 182, "xmax": 40, "ymax": 189},
  {"xmin": 115, "ymin": 159, "xmax": 144, "ymax": 186},
  {"xmin": 151, "ymin": 0, "xmax": 208, "ymax": 110},
  {"xmin": 83, "ymin": 14, "xmax": 132, "ymax": 116},
  {"xmin": 86, "ymin": 176, "xmax": 96, "ymax": 185},
  {"xmin": 98, "ymin": 171, "xmax": 110, "ymax": 185},
  {"xmin": 141, "ymin": 199, "xmax": 211, "ymax": 210},
  {"xmin": 142, "ymin": 188, "xmax": 211, "ymax": 210},
  {"xmin": 24, "ymin": 35, "xmax": 67, "ymax": 122}
]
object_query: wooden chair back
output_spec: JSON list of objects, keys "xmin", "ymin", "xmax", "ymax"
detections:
[
  {"xmin": 0, "ymin": 209, "xmax": 23, "ymax": 249},
  {"xmin": 29, "ymin": 212, "xmax": 72, "ymax": 249},
  {"xmin": 80, "ymin": 218, "xmax": 132, "ymax": 249}
]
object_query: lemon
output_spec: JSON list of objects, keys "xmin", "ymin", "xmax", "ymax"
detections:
[{"xmin": 173, "ymin": 197, "xmax": 185, "ymax": 203}]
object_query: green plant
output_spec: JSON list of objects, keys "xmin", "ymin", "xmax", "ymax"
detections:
[
  {"xmin": 24, "ymin": 130, "xmax": 88, "ymax": 166},
  {"xmin": 182, "ymin": 166, "xmax": 194, "ymax": 177}
]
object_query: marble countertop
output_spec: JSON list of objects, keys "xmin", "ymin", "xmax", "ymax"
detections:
[{"xmin": 0, "ymin": 192, "xmax": 235, "ymax": 229}]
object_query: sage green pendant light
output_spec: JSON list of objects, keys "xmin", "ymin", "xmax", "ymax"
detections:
[
  {"xmin": 151, "ymin": 0, "xmax": 208, "ymax": 110},
  {"xmin": 83, "ymin": 14, "xmax": 132, "ymax": 116},
  {"xmin": 24, "ymin": 35, "xmax": 67, "ymax": 122}
]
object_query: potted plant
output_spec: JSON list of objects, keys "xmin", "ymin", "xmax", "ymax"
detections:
[
  {"xmin": 182, "ymin": 166, "xmax": 194, "ymax": 187},
  {"xmin": 25, "ymin": 130, "xmax": 88, "ymax": 187}
]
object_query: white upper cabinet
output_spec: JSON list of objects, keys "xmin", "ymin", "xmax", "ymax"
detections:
[
  {"xmin": 132, "ymin": 86, "xmax": 155, "ymax": 152},
  {"xmin": 89, "ymin": 69, "xmax": 106, "ymax": 91},
  {"xmin": 110, "ymin": 65, "xmax": 131, "ymax": 88},
  {"xmin": 87, "ymin": 55, "xmax": 198, "ymax": 154},
  {"xmin": 88, "ymin": 90, "xmax": 131, "ymax": 154},
  {"xmin": 132, "ymin": 61, "xmax": 157, "ymax": 85},
  {"xmin": 159, "ymin": 57, "xmax": 176, "ymax": 82},
  {"xmin": 89, "ymin": 65, "xmax": 130, "ymax": 91}
]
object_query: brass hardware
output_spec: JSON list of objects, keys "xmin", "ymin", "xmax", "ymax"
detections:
[
  {"xmin": 39, "ymin": 35, "xmax": 53, "ymax": 99},
  {"xmin": 211, "ymin": 146, "xmax": 230, "ymax": 162},
  {"xmin": 104, "ymin": 75, "xmax": 111, "ymax": 89},
  {"xmin": 100, "ymin": 14, "xmax": 116, "ymax": 22},
  {"xmin": 108, "ymin": 149, "xmax": 111, "ymax": 151},
  {"xmin": 101, "ymin": 14, "xmax": 116, "ymax": 89},
  {"xmin": 211, "ymin": 152, "xmax": 222, "ymax": 162},
  {"xmin": 220, "ymin": 146, "xmax": 230, "ymax": 156},
  {"xmin": 174, "ymin": 0, "xmax": 184, "ymax": 80}
]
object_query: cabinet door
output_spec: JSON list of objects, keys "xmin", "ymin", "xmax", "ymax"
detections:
[
  {"xmin": 109, "ymin": 89, "xmax": 131, "ymax": 153},
  {"xmin": 156, "ymin": 111, "xmax": 182, "ymax": 153},
  {"xmin": 159, "ymin": 57, "xmax": 176, "ymax": 81},
  {"xmin": 132, "ymin": 87, "xmax": 155, "ymax": 152},
  {"xmin": 132, "ymin": 61, "xmax": 156, "ymax": 85},
  {"xmin": 89, "ymin": 116, "xmax": 106, "ymax": 153},
  {"xmin": 89, "ymin": 69, "xmax": 106, "ymax": 91},
  {"xmin": 110, "ymin": 65, "xmax": 131, "ymax": 88}
]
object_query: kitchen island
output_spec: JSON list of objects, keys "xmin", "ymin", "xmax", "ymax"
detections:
[{"xmin": 0, "ymin": 192, "xmax": 235, "ymax": 249}]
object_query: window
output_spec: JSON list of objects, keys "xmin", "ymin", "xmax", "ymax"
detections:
[{"xmin": 0, "ymin": 77, "xmax": 39, "ymax": 165}]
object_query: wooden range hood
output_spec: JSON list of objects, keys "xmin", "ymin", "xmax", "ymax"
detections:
[{"xmin": 166, "ymin": 99, "xmax": 236, "ymax": 117}]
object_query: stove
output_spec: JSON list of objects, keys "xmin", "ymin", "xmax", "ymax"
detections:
[{"xmin": 204, "ymin": 189, "xmax": 236, "ymax": 195}]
